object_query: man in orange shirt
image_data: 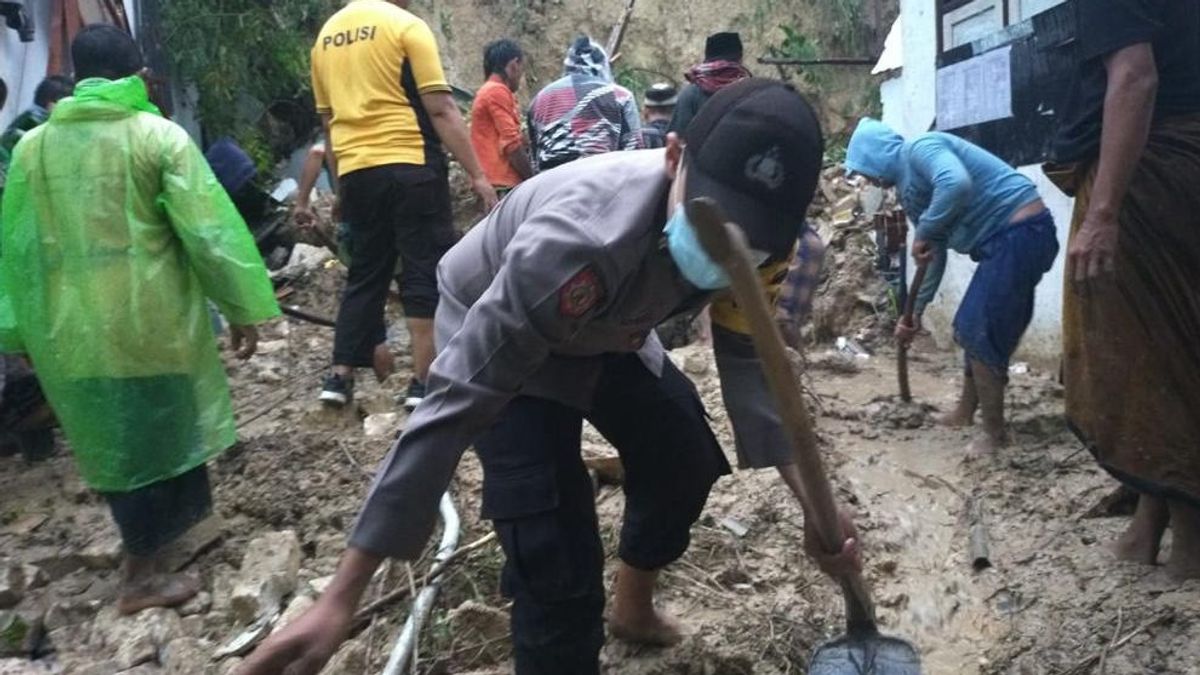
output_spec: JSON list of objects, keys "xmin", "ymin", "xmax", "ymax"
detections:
[{"xmin": 471, "ymin": 39, "xmax": 531, "ymax": 194}]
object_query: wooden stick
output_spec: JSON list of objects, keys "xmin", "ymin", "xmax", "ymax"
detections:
[
  {"xmin": 605, "ymin": 0, "xmax": 637, "ymax": 57},
  {"xmin": 1062, "ymin": 611, "xmax": 1172, "ymax": 675},
  {"xmin": 688, "ymin": 198, "xmax": 876, "ymax": 632},
  {"xmin": 898, "ymin": 261, "xmax": 928, "ymax": 402}
]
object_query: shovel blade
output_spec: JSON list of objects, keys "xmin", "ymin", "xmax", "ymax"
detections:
[{"xmin": 809, "ymin": 631, "xmax": 922, "ymax": 675}]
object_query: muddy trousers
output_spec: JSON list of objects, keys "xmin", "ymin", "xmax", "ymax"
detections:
[{"xmin": 474, "ymin": 354, "xmax": 730, "ymax": 675}]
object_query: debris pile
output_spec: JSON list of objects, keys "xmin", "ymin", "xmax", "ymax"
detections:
[{"xmin": 806, "ymin": 166, "xmax": 895, "ymax": 348}]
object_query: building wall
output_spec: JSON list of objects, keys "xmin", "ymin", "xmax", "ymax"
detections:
[
  {"xmin": 1, "ymin": 0, "xmax": 138, "ymax": 129},
  {"xmin": 878, "ymin": 0, "xmax": 1072, "ymax": 367}
]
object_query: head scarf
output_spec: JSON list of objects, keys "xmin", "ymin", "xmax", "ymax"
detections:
[{"xmin": 684, "ymin": 60, "xmax": 752, "ymax": 95}]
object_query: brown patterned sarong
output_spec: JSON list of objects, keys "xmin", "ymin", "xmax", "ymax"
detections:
[{"xmin": 1047, "ymin": 115, "xmax": 1200, "ymax": 507}]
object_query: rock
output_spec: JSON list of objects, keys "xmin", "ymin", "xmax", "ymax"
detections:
[
  {"xmin": 159, "ymin": 516, "xmax": 225, "ymax": 573},
  {"xmin": 307, "ymin": 575, "xmax": 334, "ymax": 596},
  {"xmin": 322, "ymin": 638, "xmax": 367, "ymax": 675},
  {"xmin": 230, "ymin": 531, "xmax": 301, "ymax": 624},
  {"xmin": 120, "ymin": 665, "xmax": 163, "ymax": 674},
  {"xmin": 447, "ymin": 602, "xmax": 510, "ymax": 665},
  {"xmin": 362, "ymin": 412, "xmax": 401, "ymax": 438},
  {"xmin": 582, "ymin": 456, "xmax": 623, "ymax": 486},
  {"xmin": 270, "ymin": 594, "xmax": 314, "ymax": 636},
  {"xmin": 18, "ymin": 568, "xmax": 45, "ymax": 592},
  {"xmin": 0, "ymin": 513, "xmax": 47, "ymax": 536},
  {"xmin": 682, "ymin": 352, "xmax": 710, "ymax": 376},
  {"xmin": 43, "ymin": 597, "xmax": 103, "ymax": 631},
  {"xmin": 179, "ymin": 592, "xmax": 212, "ymax": 617},
  {"xmin": 26, "ymin": 548, "xmax": 84, "ymax": 581},
  {"xmin": 52, "ymin": 570, "xmax": 94, "ymax": 597},
  {"xmin": 91, "ymin": 607, "xmax": 182, "ymax": 670},
  {"xmin": 270, "ymin": 244, "xmax": 334, "ymax": 282},
  {"xmin": 79, "ymin": 531, "xmax": 123, "ymax": 570},
  {"xmin": 0, "ymin": 565, "xmax": 23, "ymax": 609},
  {"xmin": 68, "ymin": 661, "xmax": 124, "ymax": 675},
  {"xmin": 162, "ymin": 637, "xmax": 214, "ymax": 675},
  {"xmin": 209, "ymin": 565, "xmax": 236, "ymax": 615},
  {"xmin": 179, "ymin": 615, "xmax": 207, "ymax": 639}
]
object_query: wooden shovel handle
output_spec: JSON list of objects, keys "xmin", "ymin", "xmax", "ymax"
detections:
[
  {"xmin": 687, "ymin": 198, "xmax": 876, "ymax": 630},
  {"xmin": 897, "ymin": 262, "xmax": 929, "ymax": 402}
]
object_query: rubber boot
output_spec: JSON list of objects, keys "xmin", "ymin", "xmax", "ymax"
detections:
[{"xmin": 966, "ymin": 358, "xmax": 1006, "ymax": 456}]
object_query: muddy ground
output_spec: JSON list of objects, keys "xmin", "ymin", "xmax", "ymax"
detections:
[{"xmin": 2, "ymin": 253, "xmax": 1200, "ymax": 674}]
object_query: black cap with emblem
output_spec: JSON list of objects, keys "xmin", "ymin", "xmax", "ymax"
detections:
[{"xmin": 683, "ymin": 78, "xmax": 824, "ymax": 261}]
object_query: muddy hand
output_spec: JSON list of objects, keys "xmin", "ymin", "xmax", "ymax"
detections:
[
  {"xmin": 805, "ymin": 508, "xmax": 863, "ymax": 579},
  {"xmin": 237, "ymin": 599, "xmax": 351, "ymax": 675},
  {"xmin": 911, "ymin": 239, "xmax": 935, "ymax": 266},
  {"xmin": 894, "ymin": 318, "xmax": 918, "ymax": 347},
  {"xmin": 292, "ymin": 204, "xmax": 316, "ymax": 230},
  {"xmin": 230, "ymin": 325, "xmax": 259, "ymax": 360}
]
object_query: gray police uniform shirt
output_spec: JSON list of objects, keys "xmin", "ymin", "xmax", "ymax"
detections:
[{"xmin": 351, "ymin": 149, "xmax": 791, "ymax": 559}]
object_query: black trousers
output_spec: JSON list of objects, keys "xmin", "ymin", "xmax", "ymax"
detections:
[
  {"xmin": 332, "ymin": 163, "xmax": 456, "ymax": 367},
  {"xmin": 102, "ymin": 464, "xmax": 212, "ymax": 557},
  {"xmin": 474, "ymin": 354, "xmax": 730, "ymax": 674}
]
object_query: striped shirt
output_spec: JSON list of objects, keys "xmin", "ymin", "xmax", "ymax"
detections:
[{"xmin": 526, "ymin": 74, "xmax": 642, "ymax": 171}]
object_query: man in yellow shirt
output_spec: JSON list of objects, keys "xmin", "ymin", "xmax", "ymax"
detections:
[{"xmin": 311, "ymin": 0, "xmax": 497, "ymax": 410}]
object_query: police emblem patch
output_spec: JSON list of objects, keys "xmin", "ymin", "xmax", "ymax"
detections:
[{"xmin": 559, "ymin": 266, "xmax": 605, "ymax": 318}]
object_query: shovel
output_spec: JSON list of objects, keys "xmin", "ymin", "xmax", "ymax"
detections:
[
  {"xmin": 688, "ymin": 198, "xmax": 922, "ymax": 675},
  {"xmin": 896, "ymin": 261, "xmax": 929, "ymax": 403}
]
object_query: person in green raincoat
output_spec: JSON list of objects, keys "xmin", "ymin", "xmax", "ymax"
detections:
[{"xmin": 0, "ymin": 25, "xmax": 280, "ymax": 614}]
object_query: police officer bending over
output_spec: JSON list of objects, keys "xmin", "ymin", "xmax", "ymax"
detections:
[{"xmin": 239, "ymin": 79, "xmax": 860, "ymax": 675}]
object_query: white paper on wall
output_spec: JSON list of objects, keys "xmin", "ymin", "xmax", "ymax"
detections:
[{"xmin": 936, "ymin": 46, "xmax": 1013, "ymax": 131}]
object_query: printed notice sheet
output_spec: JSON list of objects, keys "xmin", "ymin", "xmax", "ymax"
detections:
[{"xmin": 936, "ymin": 46, "xmax": 1013, "ymax": 130}]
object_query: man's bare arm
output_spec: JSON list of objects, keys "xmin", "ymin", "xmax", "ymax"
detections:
[
  {"xmin": 421, "ymin": 91, "xmax": 499, "ymax": 210},
  {"xmin": 506, "ymin": 144, "xmax": 533, "ymax": 180},
  {"xmin": 237, "ymin": 547, "xmax": 382, "ymax": 675},
  {"xmin": 1070, "ymin": 43, "xmax": 1158, "ymax": 281},
  {"xmin": 320, "ymin": 113, "xmax": 339, "ymax": 191},
  {"xmin": 292, "ymin": 145, "xmax": 326, "ymax": 228}
]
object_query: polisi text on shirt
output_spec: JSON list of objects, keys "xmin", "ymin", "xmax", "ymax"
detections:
[{"xmin": 323, "ymin": 26, "xmax": 377, "ymax": 50}]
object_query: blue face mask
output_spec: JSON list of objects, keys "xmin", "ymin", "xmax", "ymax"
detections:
[{"xmin": 663, "ymin": 207, "xmax": 731, "ymax": 290}]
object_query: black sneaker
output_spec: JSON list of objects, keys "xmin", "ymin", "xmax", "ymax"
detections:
[
  {"xmin": 403, "ymin": 378, "xmax": 425, "ymax": 412},
  {"xmin": 319, "ymin": 374, "xmax": 354, "ymax": 407}
]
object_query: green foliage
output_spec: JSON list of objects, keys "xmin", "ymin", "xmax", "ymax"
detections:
[
  {"xmin": 823, "ymin": 132, "xmax": 849, "ymax": 166},
  {"xmin": 615, "ymin": 65, "xmax": 653, "ymax": 101},
  {"xmin": 772, "ymin": 24, "xmax": 820, "ymax": 60},
  {"xmin": 819, "ymin": 0, "xmax": 868, "ymax": 52},
  {"xmin": 161, "ymin": 0, "xmax": 337, "ymax": 172},
  {"xmin": 768, "ymin": 25, "xmax": 826, "ymax": 88}
]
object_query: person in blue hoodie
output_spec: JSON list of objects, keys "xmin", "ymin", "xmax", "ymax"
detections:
[{"xmin": 845, "ymin": 119, "xmax": 1059, "ymax": 456}]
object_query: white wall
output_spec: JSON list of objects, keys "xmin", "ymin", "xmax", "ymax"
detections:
[
  {"xmin": 878, "ymin": 0, "xmax": 1073, "ymax": 367},
  {"xmin": 1, "ymin": 0, "xmax": 137, "ymax": 129}
]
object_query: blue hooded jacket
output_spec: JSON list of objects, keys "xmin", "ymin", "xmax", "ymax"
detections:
[{"xmin": 845, "ymin": 119, "xmax": 1040, "ymax": 311}]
